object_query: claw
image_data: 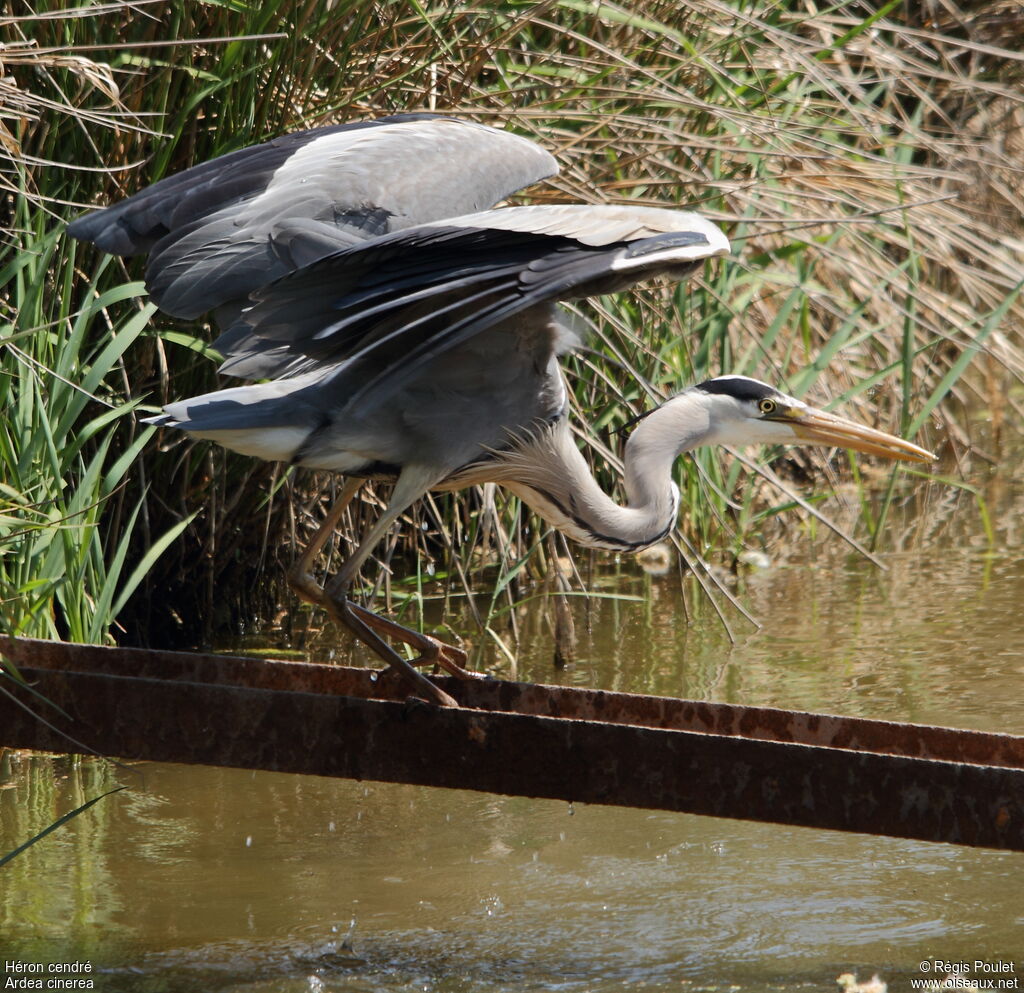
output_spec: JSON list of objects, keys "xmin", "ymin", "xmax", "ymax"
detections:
[{"xmin": 434, "ymin": 641, "xmax": 487, "ymax": 680}]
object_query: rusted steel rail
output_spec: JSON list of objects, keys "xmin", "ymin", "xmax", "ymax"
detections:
[{"xmin": 1, "ymin": 636, "xmax": 1022, "ymax": 850}]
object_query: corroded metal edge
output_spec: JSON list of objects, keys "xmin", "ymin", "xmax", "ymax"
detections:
[
  {"xmin": 4, "ymin": 636, "xmax": 1022, "ymax": 765},
  {"xmin": 1, "ymin": 637, "xmax": 1022, "ymax": 850}
]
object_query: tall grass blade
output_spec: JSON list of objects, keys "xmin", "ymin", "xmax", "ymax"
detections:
[{"xmin": 0, "ymin": 787, "xmax": 127, "ymax": 868}]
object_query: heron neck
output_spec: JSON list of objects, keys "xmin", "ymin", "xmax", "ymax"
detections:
[{"xmin": 498, "ymin": 401, "xmax": 707, "ymax": 552}]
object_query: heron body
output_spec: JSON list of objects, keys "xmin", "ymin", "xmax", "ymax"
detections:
[{"xmin": 68, "ymin": 114, "xmax": 933, "ymax": 705}]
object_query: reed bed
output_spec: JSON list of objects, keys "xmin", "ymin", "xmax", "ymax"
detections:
[{"xmin": 2, "ymin": 0, "xmax": 1022, "ymax": 656}]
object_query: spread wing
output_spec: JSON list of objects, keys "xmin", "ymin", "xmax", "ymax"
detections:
[
  {"xmin": 67, "ymin": 114, "xmax": 558, "ymax": 322},
  {"xmin": 215, "ymin": 204, "xmax": 730, "ymax": 410}
]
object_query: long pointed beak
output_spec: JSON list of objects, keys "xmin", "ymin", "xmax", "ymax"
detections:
[{"xmin": 786, "ymin": 407, "xmax": 935, "ymax": 463}]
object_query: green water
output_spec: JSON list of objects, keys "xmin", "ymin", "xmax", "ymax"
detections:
[{"xmin": 3, "ymin": 468, "xmax": 1023, "ymax": 990}]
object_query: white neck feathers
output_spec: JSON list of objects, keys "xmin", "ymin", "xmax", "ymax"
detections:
[{"xmin": 489, "ymin": 390, "xmax": 714, "ymax": 552}]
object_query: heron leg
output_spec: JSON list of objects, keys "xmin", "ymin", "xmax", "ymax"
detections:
[
  {"xmin": 296, "ymin": 466, "xmax": 466, "ymax": 706},
  {"xmin": 288, "ymin": 476, "xmax": 365, "ymax": 606}
]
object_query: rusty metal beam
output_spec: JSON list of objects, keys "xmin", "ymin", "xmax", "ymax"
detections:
[{"xmin": 1, "ymin": 636, "xmax": 1022, "ymax": 850}]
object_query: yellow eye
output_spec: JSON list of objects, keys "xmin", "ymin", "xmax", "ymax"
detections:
[{"xmin": 758, "ymin": 397, "xmax": 777, "ymax": 415}]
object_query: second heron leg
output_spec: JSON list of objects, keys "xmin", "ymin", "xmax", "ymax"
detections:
[
  {"xmin": 289, "ymin": 476, "xmax": 365, "ymax": 606},
  {"xmin": 293, "ymin": 468, "xmax": 467, "ymax": 705},
  {"xmin": 290, "ymin": 475, "xmax": 473, "ymax": 671}
]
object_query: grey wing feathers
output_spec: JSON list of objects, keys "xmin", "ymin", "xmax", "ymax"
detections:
[
  {"xmin": 217, "ymin": 204, "xmax": 730, "ymax": 406},
  {"xmin": 67, "ymin": 115, "xmax": 558, "ymax": 320},
  {"xmin": 67, "ymin": 116, "xmax": 414, "ymax": 253}
]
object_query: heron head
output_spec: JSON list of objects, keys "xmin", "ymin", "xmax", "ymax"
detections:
[{"xmin": 692, "ymin": 375, "xmax": 935, "ymax": 463}]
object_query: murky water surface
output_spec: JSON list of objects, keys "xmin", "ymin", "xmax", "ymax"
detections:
[{"xmin": 3, "ymin": 468, "xmax": 1024, "ymax": 989}]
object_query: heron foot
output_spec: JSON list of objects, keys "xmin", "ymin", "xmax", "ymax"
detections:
[
  {"xmin": 332, "ymin": 597, "xmax": 460, "ymax": 707},
  {"xmin": 346, "ymin": 603, "xmax": 484, "ymax": 681},
  {"xmin": 309, "ymin": 571, "xmax": 458, "ymax": 705},
  {"xmin": 289, "ymin": 565, "xmax": 469, "ymax": 705}
]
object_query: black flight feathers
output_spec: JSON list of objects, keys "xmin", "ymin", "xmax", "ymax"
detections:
[{"xmin": 216, "ymin": 221, "xmax": 715, "ymax": 408}]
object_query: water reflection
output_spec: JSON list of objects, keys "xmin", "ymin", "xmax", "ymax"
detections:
[
  {"xmin": 4, "ymin": 757, "xmax": 1022, "ymax": 992},
  {"xmin": 3, "ymin": 470, "xmax": 1024, "ymax": 990}
]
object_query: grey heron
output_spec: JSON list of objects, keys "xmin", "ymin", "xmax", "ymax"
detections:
[{"xmin": 68, "ymin": 114, "xmax": 934, "ymax": 706}]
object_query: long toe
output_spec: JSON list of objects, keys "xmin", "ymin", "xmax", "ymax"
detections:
[
  {"xmin": 327, "ymin": 596, "xmax": 460, "ymax": 707},
  {"xmin": 433, "ymin": 640, "xmax": 486, "ymax": 680}
]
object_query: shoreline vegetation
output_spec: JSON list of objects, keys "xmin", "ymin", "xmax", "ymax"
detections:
[{"xmin": 2, "ymin": 0, "xmax": 1022, "ymax": 658}]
